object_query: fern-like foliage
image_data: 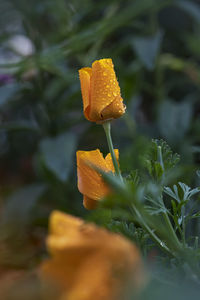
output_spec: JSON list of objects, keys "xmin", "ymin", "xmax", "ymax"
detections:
[{"xmin": 145, "ymin": 139, "xmax": 180, "ymax": 181}]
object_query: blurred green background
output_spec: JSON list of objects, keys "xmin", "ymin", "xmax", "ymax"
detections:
[{"xmin": 0, "ymin": 0, "xmax": 200, "ymax": 297}]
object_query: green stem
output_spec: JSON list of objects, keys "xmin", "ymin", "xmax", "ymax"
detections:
[
  {"xmin": 131, "ymin": 205, "xmax": 172, "ymax": 256},
  {"xmin": 157, "ymin": 145, "xmax": 181, "ymax": 250},
  {"xmin": 162, "ymin": 209, "xmax": 182, "ymax": 251},
  {"xmin": 181, "ymin": 206, "xmax": 186, "ymax": 246},
  {"xmin": 103, "ymin": 122, "xmax": 123, "ymax": 182},
  {"xmin": 158, "ymin": 146, "xmax": 164, "ymax": 170},
  {"xmin": 158, "ymin": 145, "xmax": 165, "ymax": 184}
]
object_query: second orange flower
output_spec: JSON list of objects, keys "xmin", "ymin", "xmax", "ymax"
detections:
[{"xmin": 76, "ymin": 149, "xmax": 119, "ymax": 209}]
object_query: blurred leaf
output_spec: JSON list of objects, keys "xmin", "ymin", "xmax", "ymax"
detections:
[
  {"xmin": 176, "ymin": 0, "xmax": 200, "ymax": 23},
  {"xmin": 185, "ymin": 35, "xmax": 200, "ymax": 57},
  {"xmin": 87, "ymin": 208, "xmax": 112, "ymax": 226},
  {"xmin": 39, "ymin": 132, "xmax": 77, "ymax": 182},
  {"xmin": 0, "ymin": 120, "xmax": 38, "ymax": 131},
  {"xmin": 158, "ymin": 99, "xmax": 193, "ymax": 144},
  {"xmin": 0, "ymin": 83, "xmax": 19, "ymax": 107},
  {"xmin": 131, "ymin": 31, "xmax": 163, "ymax": 70},
  {"xmin": 126, "ymin": 170, "xmax": 140, "ymax": 187},
  {"xmin": 1, "ymin": 184, "xmax": 46, "ymax": 229},
  {"xmin": 0, "ymin": 184, "xmax": 46, "ymax": 267},
  {"xmin": 154, "ymin": 140, "xmax": 180, "ymax": 171}
]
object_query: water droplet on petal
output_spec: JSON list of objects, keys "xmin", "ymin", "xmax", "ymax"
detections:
[
  {"xmin": 108, "ymin": 93, "xmax": 111, "ymax": 97},
  {"xmin": 113, "ymin": 92, "xmax": 117, "ymax": 96}
]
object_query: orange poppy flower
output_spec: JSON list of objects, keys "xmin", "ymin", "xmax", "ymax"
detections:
[
  {"xmin": 76, "ymin": 149, "xmax": 119, "ymax": 209},
  {"xmin": 40, "ymin": 211, "xmax": 144, "ymax": 300},
  {"xmin": 79, "ymin": 58, "xmax": 126, "ymax": 122}
]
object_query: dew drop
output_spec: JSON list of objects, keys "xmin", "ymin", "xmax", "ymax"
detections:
[
  {"xmin": 103, "ymin": 72, "xmax": 107, "ymax": 76},
  {"xmin": 113, "ymin": 92, "xmax": 117, "ymax": 96},
  {"xmin": 108, "ymin": 93, "xmax": 111, "ymax": 97}
]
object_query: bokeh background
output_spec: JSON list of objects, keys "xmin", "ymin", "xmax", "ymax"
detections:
[{"xmin": 0, "ymin": 0, "xmax": 200, "ymax": 298}]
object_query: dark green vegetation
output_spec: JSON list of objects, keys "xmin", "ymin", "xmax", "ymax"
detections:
[{"xmin": 0, "ymin": 0, "xmax": 200, "ymax": 298}]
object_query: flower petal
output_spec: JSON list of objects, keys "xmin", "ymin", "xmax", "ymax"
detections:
[
  {"xmin": 76, "ymin": 150, "xmax": 110, "ymax": 201},
  {"xmin": 78, "ymin": 67, "xmax": 92, "ymax": 120},
  {"xmin": 46, "ymin": 211, "xmax": 98, "ymax": 256},
  {"xmin": 89, "ymin": 59, "xmax": 124, "ymax": 121},
  {"xmin": 101, "ymin": 95, "xmax": 125, "ymax": 120},
  {"xmin": 105, "ymin": 149, "xmax": 119, "ymax": 172},
  {"xmin": 40, "ymin": 211, "xmax": 144, "ymax": 300},
  {"xmin": 49, "ymin": 211, "xmax": 83, "ymax": 237}
]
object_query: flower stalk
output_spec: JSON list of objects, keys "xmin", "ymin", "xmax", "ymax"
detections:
[{"xmin": 103, "ymin": 121, "xmax": 123, "ymax": 182}]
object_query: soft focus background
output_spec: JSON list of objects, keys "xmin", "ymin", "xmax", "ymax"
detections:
[{"xmin": 0, "ymin": 0, "xmax": 200, "ymax": 298}]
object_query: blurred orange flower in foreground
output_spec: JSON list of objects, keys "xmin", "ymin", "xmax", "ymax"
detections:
[
  {"xmin": 79, "ymin": 58, "xmax": 125, "ymax": 122},
  {"xmin": 76, "ymin": 149, "xmax": 119, "ymax": 209},
  {"xmin": 40, "ymin": 211, "xmax": 144, "ymax": 300}
]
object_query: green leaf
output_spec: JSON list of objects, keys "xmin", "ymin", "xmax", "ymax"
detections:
[
  {"xmin": 126, "ymin": 170, "xmax": 140, "ymax": 186},
  {"xmin": 154, "ymin": 161, "xmax": 164, "ymax": 179},
  {"xmin": 145, "ymin": 139, "xmax": 180, "ymax": 180},
  {"xmin": 189, "ymin": 213, "xmax": 200, "ymax": 219},
  {"xmin": 164, "ymin": 186, "xmax": 180, "ymax": 203},
  {"xmin": 164, "ymin": 182, "xmax": 200, "ymax": 203},
  {"xmin": 39, "ymin": 132, "xmax": 77, "ymax": 182},
  {"xmin": 131, "ymin": 31, "xmax": 163, "ymax": 70},
  {"xmin": 87, "ymin": 208, "xmax": 112, "ymax": 226},
  {"xmin": 176, "ymin": 0, "xmax": 200, "ymax": 23},
  {"xmin": 164, "ymin": 187, "xmax": 180, "ymax": 202},
  {"xmin": 154, "ymin": 140, "xmax": 180, "ymax": 171}
]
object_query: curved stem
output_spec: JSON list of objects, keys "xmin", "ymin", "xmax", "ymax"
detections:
[
  {"xmin": 162, "ymin": 209, "xmax": 182, "ymax": 250},
  {"xmin": 103, "ymin": 122, "xmax": 123, "ymax": 182},
  {"xmin": 131, "ymin": 205, "xmax": 172, "ymax": 256},
  {"xmin": 157, "ymin": 145, "xmax": 181, "ymax": 250}
]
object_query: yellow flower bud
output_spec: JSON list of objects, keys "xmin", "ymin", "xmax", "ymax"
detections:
[{"xmin": 79, "ymin": 59, "xmax": 125, "ymax": 122}]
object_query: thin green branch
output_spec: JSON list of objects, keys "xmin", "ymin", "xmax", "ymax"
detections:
[
  {"xmin": 131, "ymin": 205, "xmax": 172, "ymax": 256},
  {"xmin": 103, "ymin": 122, "xmax": 123, "ymax": 182}
]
